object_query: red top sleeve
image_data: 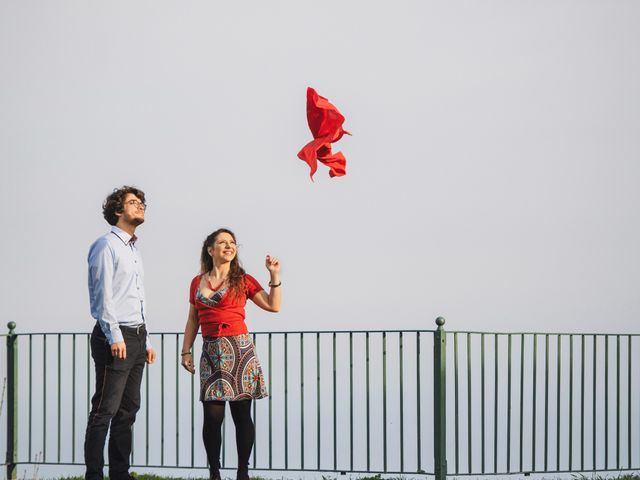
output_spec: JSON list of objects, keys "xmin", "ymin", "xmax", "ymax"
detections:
[
  {"xmin": 189, "ymin": 275, "xmax": 201, "ymax": 305},
  {"xmin": 244, "ymin": 274, "xmax": 263, "ymax": 299}
]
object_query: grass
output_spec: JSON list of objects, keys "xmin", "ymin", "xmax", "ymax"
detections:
[
  {"xmin": 51, "ymin": 474, "xmax": 640, "ymax": 480},
  {"xmin": 54, "ymin": 476, "xmax": 353, "ymax": 480},
  {"xmin": 54, "ymin": 475, "xmax": 398, "ymax": 480},
  {"xmin": 571, "ymin": 475, "xmax": 640, "ymax": 480}
]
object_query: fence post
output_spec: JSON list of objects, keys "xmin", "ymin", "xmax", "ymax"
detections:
[
  {"xmin": 6, "ymin": 321, "xmax": 18, "ymax": 480},
  {"xmin": 434, "ymin": 317, "xmax": 447, "ymax": 480}
]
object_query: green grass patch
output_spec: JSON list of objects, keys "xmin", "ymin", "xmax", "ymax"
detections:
[{"xmin": 51, "ymin": 472, "xmax": 640, "ymax": 480}]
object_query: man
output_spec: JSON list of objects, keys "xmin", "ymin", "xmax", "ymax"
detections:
[{"xmin": 84, "ymin": 186, "xmax": 156, "ymax": 480}]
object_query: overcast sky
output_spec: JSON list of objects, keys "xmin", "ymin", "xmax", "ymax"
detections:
[{"xmin": 1, "ymin": 0, "xmax": 639, "ymax": 337}]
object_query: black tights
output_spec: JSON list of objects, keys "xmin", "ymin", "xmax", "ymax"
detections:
[{"xmin": 203, "ymin": 400, "xmax": 254, "ymax": 475}]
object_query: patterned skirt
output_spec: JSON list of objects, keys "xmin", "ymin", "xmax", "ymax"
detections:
[{"xmin": 199, "ymin": 333, "xmax": 269, "ymax": 402}]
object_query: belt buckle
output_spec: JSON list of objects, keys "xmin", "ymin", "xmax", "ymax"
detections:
[{"xmin": 136, "ymin": 324, "xmax": 143, "ymax": 335}]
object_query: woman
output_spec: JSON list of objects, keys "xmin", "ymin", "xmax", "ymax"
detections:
[{"xmin": 180, "ymin": 228, "xmax": 281, "ymax": 480}]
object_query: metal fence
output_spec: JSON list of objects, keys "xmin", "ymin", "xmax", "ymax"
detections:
[
  {"xmin": 2, "ymin": 320, "xmax": 639, "ymax": 479},
  {"xmin": 444, "ymin": 330, "xmax": 639, "ymax": 476}
]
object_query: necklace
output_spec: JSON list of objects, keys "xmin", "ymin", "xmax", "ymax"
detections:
[{"xmin": 207, "ymin": 273, "xmax": 227, "ymax": 292}]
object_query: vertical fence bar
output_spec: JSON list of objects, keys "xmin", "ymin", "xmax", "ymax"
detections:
[
  {"xmin": 494, "ymin": 334, "xmax": 499, "ymax": 473},
  {"xmin": 57, "ymin": 334, "xmax": 61, "ymax": 462},
  {"xmin": 507, "ymin": 334, "xmax": 512, "ymax": 473},
  {"xmin": 383, "ymin": 331, "xmax": 387, "ymax": 472},
  {"xmin": 593, "ymin": 335, "xmax": 597, "ymax": 470},
  {"xmin": 557, "ymin": 335, "xmax": 562, "ymax": 471},
  {"xmin": 616, "ymin": 334, "xmax": 620, "ymax": 470},
  {"xmin": 86, "ymin": 333, "xmax": 91, "ymax": 419},
  {"xmin": 316, "ymin": 332, "xmax": 320, "ymax": 469},
  {"xmin": 519, "ymin": 334, "xmax": 524, "ymax": 473},
  {"xmin": 191, "ymin": 359, "xmax": 195, "ymax": 468},
  {"xmin": 300, "ymin": 332, "xmax": 304, "ymax": 469},
  {"xmin": 605, "ymin": 335, "xmax": 609, "ymax": 468},
  {"xmin": 333, "ymin": 332, "xmax": 337, "ymax": 472},
  {"xmin": 434, "ymin": 317, "xmax": 447, "ymax": 480},
  {"xmin": 481, "ymin": 333, "xmax": 485, "ymax": 474},
  {"xmin": 544, "ymin": 334, "xmax": 549, "ymax": 471},
  {"xmin": 284, "ymin": 332, "xmax": 289, "ymax": 470},
  {"xmin": 349, "ymin": 332, "xmax": 353, "ymax": 472},
  {"xmin": 532, "ymin": 334, "xmax": 538, "ymax": 471},
  {"xmin": 252, "ymin": 332, "xmax": 257, "ymax": 469},
  {"xmin": 581, "ymin": 335, "xmax": 585, "ymax": 471},
  {"xmin": 269, "ymin": 333, "xmax": 273, "ymax": 470},
  {"xmin": 72, "ymin": 334, "xmax": 76, "ymax": 463},
  {"xmin": 6, "ymin": 322, "xmax": 18, "ymax": 480},
  {"xmin": 399, "ymin": 332, "xmax": 404, "ymax": 472},
  {"xmin": 43, "ymin": 334, "xmax": 47, "ymax": 461},
  {"xmin": 29, "ymin": 334, "xmax": 33, "ymax": 461},
  {"xmin": 366, "ymin": 332, "xmax": 370, "ymax": 471},
  {"xmin": 628, "ymin": 335, "xmax": 632, "ymax": 469},
  {"xmin": 569, "ymin": 335, "xmax": 574, "ymax": 470},
  {"xmin": 145, "ymin": 353, "xmax": 149, "ymax": 465},
  {"xmin": 416, "ymin": 331, "xmax": 421, "ymax": 472},
  {"xmin": 454, "ymin": 332, "xmax": 459, "ymax": 474},
  {"xmin": 176, "ymin": 335, "xmax": 180, "ymax": 465},
  {"xmin": 161, "ymin": 334, "xmax": 165, "ymax": 466},
  {"xmin": 468, "ymin": 333, "xmax": 473, "ymax": 473}
]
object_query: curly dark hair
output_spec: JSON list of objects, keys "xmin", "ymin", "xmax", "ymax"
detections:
[
  {"xmin": 200, "ymin": 228, "xmax": 246, "ymax": 299},
  {"xmin": 102, "ymin": 186, "xmax": 146, "ymax": 226}
]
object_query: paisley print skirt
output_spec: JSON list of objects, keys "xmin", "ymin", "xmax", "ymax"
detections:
[{"xmin": 200, "ymin": 334, "xmax": 268, "ymax": 402}]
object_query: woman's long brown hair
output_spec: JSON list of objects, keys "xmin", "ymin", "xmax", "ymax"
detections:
[{"xmin": 200, "ymin": 228, "xmax": 246, "ymax": 298}]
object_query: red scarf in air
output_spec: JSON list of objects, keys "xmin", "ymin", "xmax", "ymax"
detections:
[{"xmin": 297, "ymin": 87, "xmax": 351, "ymax": 180}]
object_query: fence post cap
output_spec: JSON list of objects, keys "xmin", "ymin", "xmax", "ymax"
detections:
[
  {"xmin": 435, "ymin": 317, "xmax": 446, "ymax": 326},
  {"xmin": 7, "ymin": 321, "xmax": 16, "ymax": 333}
]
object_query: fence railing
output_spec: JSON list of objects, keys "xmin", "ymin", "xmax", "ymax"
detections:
[
  {"xmin": 2, "ymin": 320, "xmax": 639, "ymax": 479},
  {"xmin": 445, "ymin": 330, "xmax": 639, "ymax": 476}
]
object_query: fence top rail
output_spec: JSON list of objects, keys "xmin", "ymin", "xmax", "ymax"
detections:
[
  {"xmin": 450, "ymin": 329, "xmax": 640, "ymax": 337},
  {"xmin": 6, "ymin": 328, "xmax": 640, "ymax": 337},
  {"xmin": 6, "ymin": 328, "xmax": 438, "ymax": 336}
]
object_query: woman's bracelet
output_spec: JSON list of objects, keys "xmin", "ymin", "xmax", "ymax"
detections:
[
  {"xmin": 180, "ymin": 351, "xmax": 192, "ymax": 356},
  {"xmin": 269, "ymin": 281, "xmax": 281, "ymax": 288}
]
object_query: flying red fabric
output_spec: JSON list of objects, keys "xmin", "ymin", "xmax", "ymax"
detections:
[{"xmin": 298, "ymin": 87, "xmax": 351, "ymax": 180}]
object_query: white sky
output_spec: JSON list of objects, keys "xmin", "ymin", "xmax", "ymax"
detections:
[{"xmin": 1, "ymin": 0, "xmax": 639, "ymax": 336}]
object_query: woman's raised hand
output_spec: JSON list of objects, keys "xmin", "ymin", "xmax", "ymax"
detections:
[{"xmin": 265, "ymin": 255, "xmax": 280, "ymax": 273}]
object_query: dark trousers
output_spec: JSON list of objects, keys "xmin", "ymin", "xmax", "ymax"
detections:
[{"xmin": 84, "ymin": 323, "xmax": 147, "ymax": 480}]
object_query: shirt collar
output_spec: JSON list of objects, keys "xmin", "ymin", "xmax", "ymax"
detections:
[{"xmin": 111, "ymin": 226, "xmax": 138, "ymax": 246}]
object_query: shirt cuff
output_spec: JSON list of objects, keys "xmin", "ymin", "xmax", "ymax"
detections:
[{"xmin": 107, "ymin": 327, "xmax": 124, "ymax": 345}]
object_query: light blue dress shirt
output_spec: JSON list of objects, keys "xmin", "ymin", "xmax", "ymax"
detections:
[{"xmin": 88, "ymin": 226, "xmax": 150, "ymax": 347}]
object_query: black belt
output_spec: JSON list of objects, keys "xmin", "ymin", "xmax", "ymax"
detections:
[{"xmin": 120, "ymin": 324, "xmax": 146, "ymax": 335}]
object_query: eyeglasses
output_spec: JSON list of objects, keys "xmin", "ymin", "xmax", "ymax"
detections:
[{"xmin": 125, "ymin": 199, "xmax": 147, "ymax": 210}]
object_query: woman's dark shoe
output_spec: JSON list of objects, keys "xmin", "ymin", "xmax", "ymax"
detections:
[
  {"xmin": 236, "ymin": 466, "xmax": 250, "ymax": 480},
  {"xmin": 209, "ymin": 468, "xmax": 222, "ymax": 480}
]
